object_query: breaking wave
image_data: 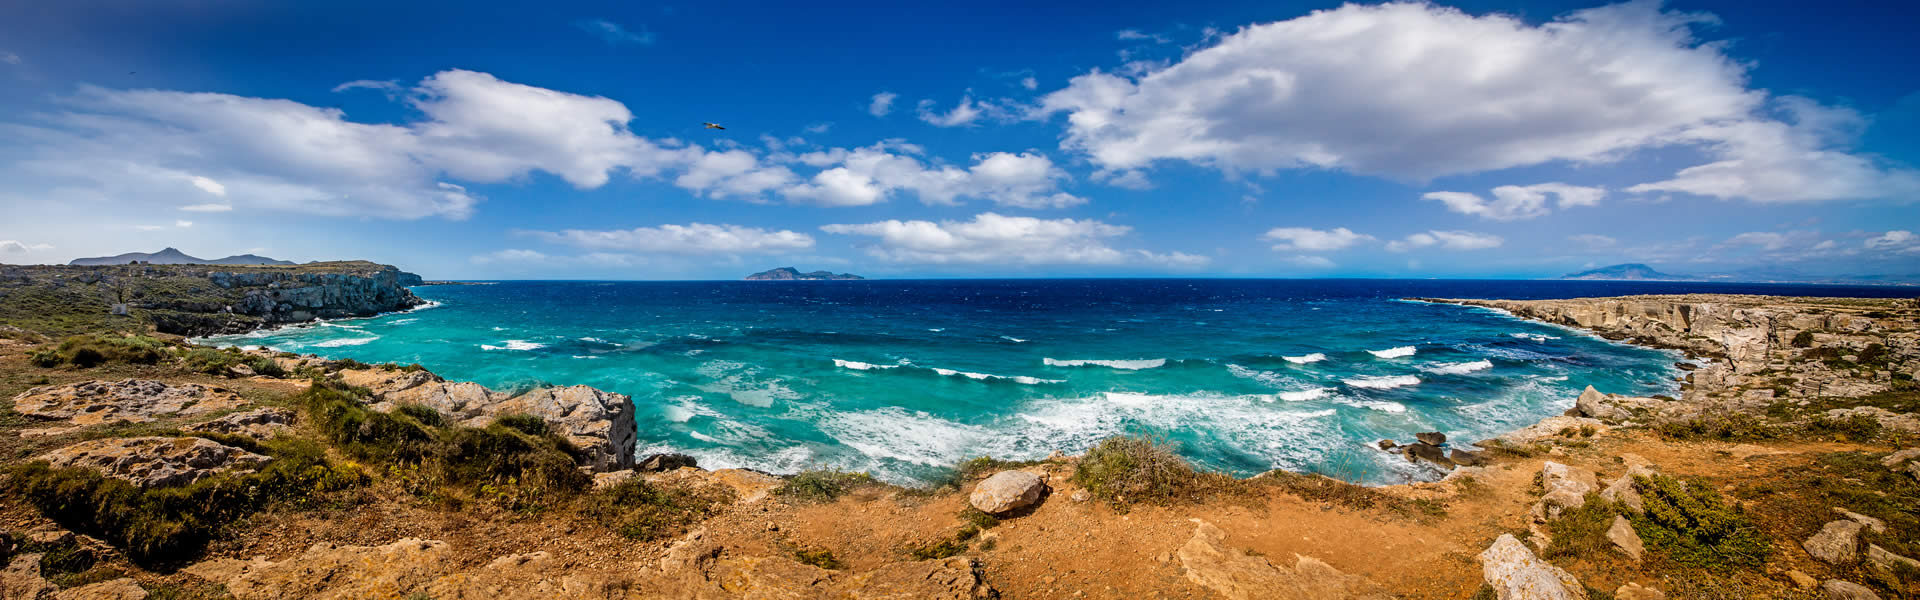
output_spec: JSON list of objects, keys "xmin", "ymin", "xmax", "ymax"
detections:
[
  {"xmin": 1283, "ymin": 353, "xmax": 1327, "ymax": 364},
  {"xmin": 1043, "ymin": 357, "xmax": 1167, "ymax": 370},
  {"xmin": 1343, "ymin": 374, "xmax": 1421, "ymax": 389},
  {"xmin": 1422, "ymin": 359, "xmax": 1494, "ymax": 375},
  {"xmin": 1368, "ymin": 346, "xmax": 1417, "ymax": 359},
  {"xmin": 480, "ymin": 340, "xmax": 544, "ymax": 351}
]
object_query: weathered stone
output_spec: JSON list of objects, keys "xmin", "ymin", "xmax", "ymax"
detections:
[
  {"xmin": 1613, "ymin": 582, "xmax": 1664, "ymax": 600},
  {"xmin": 1866, "ymin": 544, "xmax": 1920, "ymax": 576},
  {"xmin": 1822, "ymin": 580, "xmax": 1882, "ymax": 600},
  {"xmin": 37, "ymin": 436, "xmax": 268, "ymax": 488},
  {"xmin": 1377, "ymin": 439, "xmax": 1397, "ymax": 451},
  {"xmin": 1177, "ymin": 520, "xmax": 1390, "ymax": 600},
  {"xmin": 1534, "ymin": 462, "xmax": 1597, "ymax": 521},
  {"xmin": 1803, "ymin": 520, "xmax": 1864, "ymax": 564},
  {"xmin": 185, "ymin": 538, "xmax": 451, "ymax": 600},
  {"xmin": 12, "ymin": 379, "xmax": 248, "ymax": 428},
  {"xmin": 1498, "ymin": 417, "xmax": 1609, "ymax": 445},
  {"xmin": 969, "ymin": 470, "xmax": 1047, "ymax": 514},
  {"xmin": 188, "ymin": 407, "xmax": 296, "ymax": 440},
  {"xmin": 1477, "ymin": 534, "xmax": 1588, "ymax": 600},
  {"xmin": 2, "ymin": 554, "xmax": 55, "ymax": 600},
  {"xmin": 592, "ymin": 469, "xmax": 638, "ymax": 490},
  {"xmin": 1607, "ymin": 516, "xmax": 1644, "ymax": 561},
  {"xmin": 1403, "ymin": 442, "xmax": 1450, "ymax": 468},
  {"xmin": 1450, "ymin": 448, "xmax": 1487, "ymax": 467},
  {"xmin": 346, "ymin": 370, "xmax": 637, "ymax": 472},
  {"xmin": 53, "ymin": 577, "xmax": 148, "ymax": 600},
  {"xmin": 1415, "ymin": 432, "xmax": 1447, "ymax": 446},
  {"xmin": 1575, "ymin": 386, "xmax": 1632, "ymax": 422},
  {"xmin": 1826, "ymin": 407, "xmax": 1920, "ymax": 434},
  {"xmin": 637, "ymin": 453, "xmax": 697, "ymax": 472},
  {"xmin": 1835, "ymin": 508, "xmax": 1888, "ymax": 534},
  {"xmin": 1882, "ymin": 447, "xmax": 1920, "ymax": 469}
]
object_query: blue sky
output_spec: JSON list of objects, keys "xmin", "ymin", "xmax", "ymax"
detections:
[{"xmin": 1, "ymin": 0, "xmax": 1916, "ymax": 280}]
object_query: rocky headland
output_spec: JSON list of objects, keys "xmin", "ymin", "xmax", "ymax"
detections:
[
  {"xmin": 0, "ymin": 292, "xmax": 1916, "ymax": 599},
  {"xmin": 0, "ymin": 261, "xmax": 425, "ymax": 338}
]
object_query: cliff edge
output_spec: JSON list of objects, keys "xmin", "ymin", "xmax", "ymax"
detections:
[{"xmin": 0, "ymin": 261, "xmax": 425, "ymax": 337}]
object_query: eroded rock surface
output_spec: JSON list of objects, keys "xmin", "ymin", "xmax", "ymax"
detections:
[
  {"xmin": 1478, "ymin": 534, "xmax": 1588, "ymax": 600},
  {"xmin": 1803, "ymin": 520, "xmax": 1864, "ymax": 565},
  {"xmin": 970, "ymin": 470, "xmax": 1048, "ymax": 515},
  {"xmin": 37, "ymin": 436, "xmax": 268, "ymax": 487},
  {"xmin": 187, "ymin": 407, "xmax": 296, "ymax": 440},
  {"xmin": 13, "ymin": 380, "xmax": 248, "ymax": 429},
  {"xmin": 1176, "ymin": 520, "xmax": 1390, "ymax": 600},
  {"xmin": 341, "ymin": 369, "xmax": 636, "ymax": 471}
]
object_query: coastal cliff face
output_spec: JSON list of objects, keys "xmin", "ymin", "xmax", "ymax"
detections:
[
  {"xmin": 0, "ymin": 261, "xmax": 425, "ymax": 338},
  {"xmin": 1424, "ymin": 294, "xmax": 1920, "ymax": 422}
]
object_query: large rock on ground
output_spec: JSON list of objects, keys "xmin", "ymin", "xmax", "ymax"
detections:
[
  {"xmin": 1478, "ymin": 534, "xmax": 1588, "ymax": 600},
  {"xmin": 188, "ymin": 407, "xmax": 296, "ymax": 440},
  {"xmin": 1176, "ymin": 520, "xmax": 1390, "ymax": 600},
  {"xmin": 1613, "ymin": 583, "xmax": 1664, "ymax": 600},
  {"xmin": 1402, "ymin": 442, "xmax": 1451, "ymax": 468},
  {"xmin": 1534, "ymin": 462, "xmax": 1598, "ymax": 521},
  {"xmin": 969, "ymin": 470, "xmax": 1047, "ymax": 515},
  {"xmin": 1607, "ymin": 516, "xmax": 1644, "ymax": 561},
  {"xmin": 1867, "ymin": 544, "xmax": 1920, "ymax": 577},
  {"xmin": 1803, "ymin": 520, "xmax": 1864, "ymax": 565},
  {"xmin": 1497, "ymin": 417, "xmax": 1609, "ymax": 445},
  {"xmin": 37, "ymin": 436, "xmax": 268, "ymax": 488},
  {"xmin": 341, "ymin": 370, "xmax": 637, "ymax": 471},
  {"xmin": 2, "ymin": 554, "xmax": 56, "ymax": 600},
  {"xmin": 13, "ymin": 379, "xmax": 248, "ymax": 427},
  {"xmin": 1825, "ymin": 407, "xmax": 1920, "ymax": 434},
  {"xmin": 1822, "ymin": 580, "xmax": 1883, "ymax": 600}
]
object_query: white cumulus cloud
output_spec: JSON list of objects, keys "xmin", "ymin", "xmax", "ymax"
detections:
[
  {"xmin": 1387, "ymin": 230, "xmax": 1503, "ymax": 252},
  {"xmin": 1262, "ymin": 227, "xmax": 1372, "ymax": 251},
  {"xmin": 0, "ymin": 240, "xmax": 53, "ymax": 253},
  {"xmin": 1034, "ymin": 1, "xmax": 1916, "ymax": 203},
  {"xmin": 917, "ymin": 97, "xmax": 985, "ymax": 127},
  {"xmin": 868, "ymin": 92, "xmax": 897, "ymax": 117},
  {"xmin": 822, "ymin": 212, "xmax": 1204, "ymax": 267},
  {"xmin": 1424, "ymin": 183, "xmax": 1605, "ymax": 221},
  {"xmin": 519, "ymin": 223, "xmax": 815, "ymax": 254}
]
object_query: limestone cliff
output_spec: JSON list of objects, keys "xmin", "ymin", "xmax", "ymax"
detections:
[{"xmin": 0, "ymin": 261, "xmax": 425, "ymax": 337}]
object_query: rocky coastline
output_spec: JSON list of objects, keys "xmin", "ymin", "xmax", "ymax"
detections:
[
  {"xmin": 0, "ymin": 262, "xmax": 427, "ymax": 338},
  {"xmin": 1, "ymin": 292, "xmax": 1917, "ymax": 599}
]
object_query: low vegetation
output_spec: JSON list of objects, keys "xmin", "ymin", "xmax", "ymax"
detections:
[
  {"xmin": 1542, "ymin": 493, "xmax": 1620, "ymax": 560},
  {"xmin": 29, "ymin": 334, "xmax": 170, "ymax": 368},
  {"xmin": 1071, "ymin": 436, "xmax": 1244, "ymax": 508},
  {"xmin": 581, "ymin": 477, "xmax": 735, "ymax": 541},
  {"xmin": 773, "ymin": 468, "xmax": 879, "ymax": 503},
  {"xmin": 1264, "ymin": 470, "xmax": 1448, "ymax": 521},
  {"xmin": 1630, "ymin": 474, "xmax": 1771, "ymax": 570}
]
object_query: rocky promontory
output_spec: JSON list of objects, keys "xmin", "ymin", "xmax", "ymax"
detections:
[
  {"xmin": 744, "ymin": 267, "xmax": 864, "ymax": 281},
  {"xmin": 0, "ymin": 261, "xmax": 425, "ymax": 337}
]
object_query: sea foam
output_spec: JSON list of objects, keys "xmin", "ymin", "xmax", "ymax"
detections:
[
  {"xmin": 480, "ymin": 340, "xmax": 544, "ymax": 351},
  {"xmin": 1368, "ymin": 346, "xmax": 1417, "ymax": 359},
  {"xmin": 1277, "ymin": 387, "xmax": 1332, "ymax": 402},
  {"xmin": 1283, "ymin": 353, "xmax": 1327, "ymax": 364},
  {"xmin": 1422, "ymin": 359, "xmax": 1493, "ymax": 375},
  {"xmin": 1343, "ymin": 374, "xmax": 1421, "ymax": 389},
  {"xmin": 312, "ymin": 337, "xmax": 377, "ymax": 347},
  {"xmin": 833, "ymin": 359, "xmax": 899, "ymax": 371},
  {"xmin": 931, "ymin": 367, "xmax": 1062, "ymax": 385},
  {"xmin": 1043, "ymin": 357, "xmax": 1167, "ymax": 370}
]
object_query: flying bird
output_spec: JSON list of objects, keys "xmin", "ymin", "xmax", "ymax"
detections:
[{"xmin": 703, "ymin": 122, "xmax": 726, "ymax": 130}]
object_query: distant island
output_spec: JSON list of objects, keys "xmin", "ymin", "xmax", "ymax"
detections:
[
  {"xmin": 1560, "ymin": 263, "xmax": 1917, "ymax": 286},
  {"xmin": 745, "ymin": 267, "xmax": 865, "ymax": 281},
  {"xmin": 70, "ymin": 247, "xmax": 296, "ymax": 266}
]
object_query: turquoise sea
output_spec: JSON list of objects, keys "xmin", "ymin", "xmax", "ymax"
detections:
[{"xmin": 199, "ymin": 278, "xmax": 1893, "ymax": 485}]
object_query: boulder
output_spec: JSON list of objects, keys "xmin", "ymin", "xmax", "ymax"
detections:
[
  {"xmin": 1882, "ymin": 447, "xmax": 1920, "ymax": 469},
  {"xmin": 1834, "ymin": 508, "xmax": 1888, "ymax": 534},
  {"xmin": 1600, "ymin": 460, "xmax": 1658, "ymax": 515},
  {"xmin": 1607, "ymin": 516, "xmax": 1644, "ymax": 561},
  {"xmin": 1803, "ymin": 520, "xmax": 1864, "ymax": 565},
  {"xmin": 1498, "ymin": 416, "xmax": 1609, "ymax": 445},
  {"xmin": 1866, "ymin": 544, "xmax": 1920, "ymax": 576},
  {"xmin": 1825, "ymin": 407, "xmax": 1920, "ymax": 434},
  {"xmin": 1613, "ymin": 582, "xmax": 1664, "ymax": 600},
  {"xmin": 2, "ymin": 554, "xmax": 55, "ymax": 600},
  {"xmin": 637, "ymin": 453, "xmax": 697, "ymax": 472},
  {"xmin": 1477, "ymin": 534, "xmax": 1588, "ymax": 600},
  {"xmin": 1534, "ymin": 462, "xmax": 1597, "ymax": 521},
  {"xmin": 1377, "ymin": 439, "xmax": 1397, "ymax": 451},
  {"xmin": 37, "ymin": 436, "xmax": 268, "ymax": 488},
  {"xmin": 1402, "ymin": 442, "xmax": 1450, "ymax": 468},
  {"xmin": 592, "ymin": 470, "xmax": 638, "ymax": 490},
  {"xmin": 12, "ymin": 379, "xmax": 248, "ymax": 427},
  {"xmin": 1786, "ymin": 570, "xmax": 1819, "ymax": 590},
  {"xmin": 1821, "ymin": 580, "xmax": 1882, "ymax": 600},
  {"xmin": 1574, "ymin": 386, "xmax": 1632, "ymax": 422},
  {"xmin": 343, "ymin": 370, "xmax": 637, "ymax": 472},
  {"xmin": 1450, "ymin": 448, "xmax": 1487, "ymax": 467},
  {"xmin": 969, "ymin": 471, "xmax": 1047, "ymax": 515},
  {"xmin": 188, "ymin": 407, "xmax": 296, "ymax": 440},
  {"xmin": 1177, "ymin": 520, "xmax": 1390, "ymax": 600},
  {"xmin": 1415, "ymin": 432, "xmax": 1447, "ymax": 446}
]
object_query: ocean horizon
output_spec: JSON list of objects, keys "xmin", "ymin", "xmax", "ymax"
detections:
[{"xmin": 200, "ymin": 278, "xmax": 1915, "ymax": 485}]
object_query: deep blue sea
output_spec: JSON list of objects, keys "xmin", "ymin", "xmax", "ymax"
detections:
[{"xmin": 200, "ymin": 279, "xmax": 1917, "ymax": 485}]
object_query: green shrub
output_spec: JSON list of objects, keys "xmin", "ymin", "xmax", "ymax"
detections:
[
  {"xmin": 774, "ymin": 469, "xmax": 878, "ymax": 503},
  {"xmin": 6, "ymin": 438, "xmax": 366, "ymax": 565},
  {"xmin": 793, "ymin": 547, "xmax": 844, "ymax": 570},
  {"xmin": 1630, "ymin": 474, "xmax": 1771, "ymax": 569},
  {"xmin": 179, "ymin": 347, "xmax": 285, "ymax": 378},
  {"xmin": 32, "ymin": 334, "xmax": 170, "ymax": 368},
  {"xmin": 299, "ymin": 383, "xmax": 435, "ymax": 463},
  {"xmin": 1857, "ymin": 343, "xmax": 1889, "ymax": 368},
  {"xmin": 581, "ymin": 478, "xmax": 734, "ymax": 541},
  {"xmin": 1805, "ymin": 413, "xmax": 1882, "ymax": 442},
  {"xmin": 1543, "ymin": 493, "xmax": 1619, "ymax": 559},
  {"xmin": 430, "ymin": 422, "xmax": 590, "ymax": 509},
  {"xmin": 1072, "ymin": 436, "xmax": 1241, "ymax": 507},
  {"xmin": 1790, "ymin": 331, "xmax": 1815, "ymax": 348},
  {"xmin": 1655, "ymin": 412, "xmax": 1778, "ymax": 441}
]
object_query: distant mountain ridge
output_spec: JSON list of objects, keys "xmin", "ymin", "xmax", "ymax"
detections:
[
  {"xmin": 70, "ymin": 248, "xmax": 297, "ymax": 266},
  {"xmin": 745, "ymin": 267, "xmax": 864, "ymax": 281},
  {"xmin": 1560, "ymin": 263, "xmax": 1916, "ymax": 286}
]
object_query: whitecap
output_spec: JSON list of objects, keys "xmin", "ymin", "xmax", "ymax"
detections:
[
  {"xmin": 1043, "ymin": 357, "xmax": 1167, "ymax": 370},
  {"xmin": 1000, "ymin": 336, "xmax": 1028, "ymax": 343},
  {"xmin": 1278, "ymin": 387, "xmax": 1332, "ymax": 402},
  {"xmin": 1368, "ymin": 346, "xmax": 1417, "ymax": 359},
  {"xmin": 931, "ymin": 367, "xmax": 1063, "ymax": 385},
  {"xmin": 312, "ymin": 337, "xmax": 377, "ymax": 347},
  {"xmin": 817, "ymin": 407, "xmax": 989, "ymax": 466},
  {"xmin": 387, "ymin": 318, "xmax": 418, "ymax": 325},
  {"xmin": 1343, "ymin": 374, "xmax": 1421, "ymax": 389},
  {"xmin": 580, "ymin": 336, "xmax": 609, "ymax": 343},
  {"xmin": 1283, "ymin": 353, "xmax": 1327, "ymax": 364},
  {"xmin": 480, "ymin": 339, "xmax": 544, "ymax": 351},
  {"xmin": 833, "ymin": 359, "xmax": 898, "ymax": 371},
  {"xmin": 1422, "ymin": 359, "xmax": 1493, "ymax": 375},
  {"xmin": 571, "ymin": 355, "xmax": 602, "ymax": 359},
  {"xmin": 1509, "ymin": 332, "xmax": 1559, "ymax": 342}
]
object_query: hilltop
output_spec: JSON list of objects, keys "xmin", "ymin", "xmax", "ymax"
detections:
[
  {"xmin": 69, "ymin": 248, "xmax": 296, "ymax": 267},
  {"xmin": 1559, "ymin": 263, "xmax": 1697, "ymax": 281},
  {"xmin": 745, "ymin": 267, "xmax": 865, "ymax": 281}
]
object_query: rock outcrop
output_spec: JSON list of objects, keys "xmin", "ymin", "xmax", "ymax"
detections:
[
  {"xmin": 13, "ymin": 380, "xmax": 248, "ymax": 430},
  {"xmin": 969, "ymin": 470, "xmax": 1048, "ymax": 514},
  {"xmin": 1607, "ymin": 516, "xmax": 1644, "ymax": 561},
  {"xmin": 1822, "ymin": 580, "xmax": 1883, "ymax": 600},
  {"xmin": 1478, "ymin": 534, "xmax": 1587, "ymax": 600},
  {"xmin": 1534, "ymin": 462, "xmax": 1597, "ymax": 522},
  {"xmin": 37, "ymin": 436, "xmax": 268, "ymax": 487},
  {"xmin": 1176, "ymin": 520, "xmax": 1390, "ymax": 600},
  {"xmin": 187, "ymin": 407, "xmax": 297, "ymax": 440},
  {"xmin": 340, "ymin": 369, "xmax": 636, "ymax": 472},
  {"xmin": 0, "ymin": 262, "xmax": 425, "ymax": 337},
  {"xmin": 1803, "ymin": 520, "xmax": 1864, "ymax": 564}
]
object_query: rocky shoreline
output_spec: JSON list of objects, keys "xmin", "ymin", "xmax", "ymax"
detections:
[{"xmin": 0, "ymin": 262, "xmax": 427, "ymax": 338}]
